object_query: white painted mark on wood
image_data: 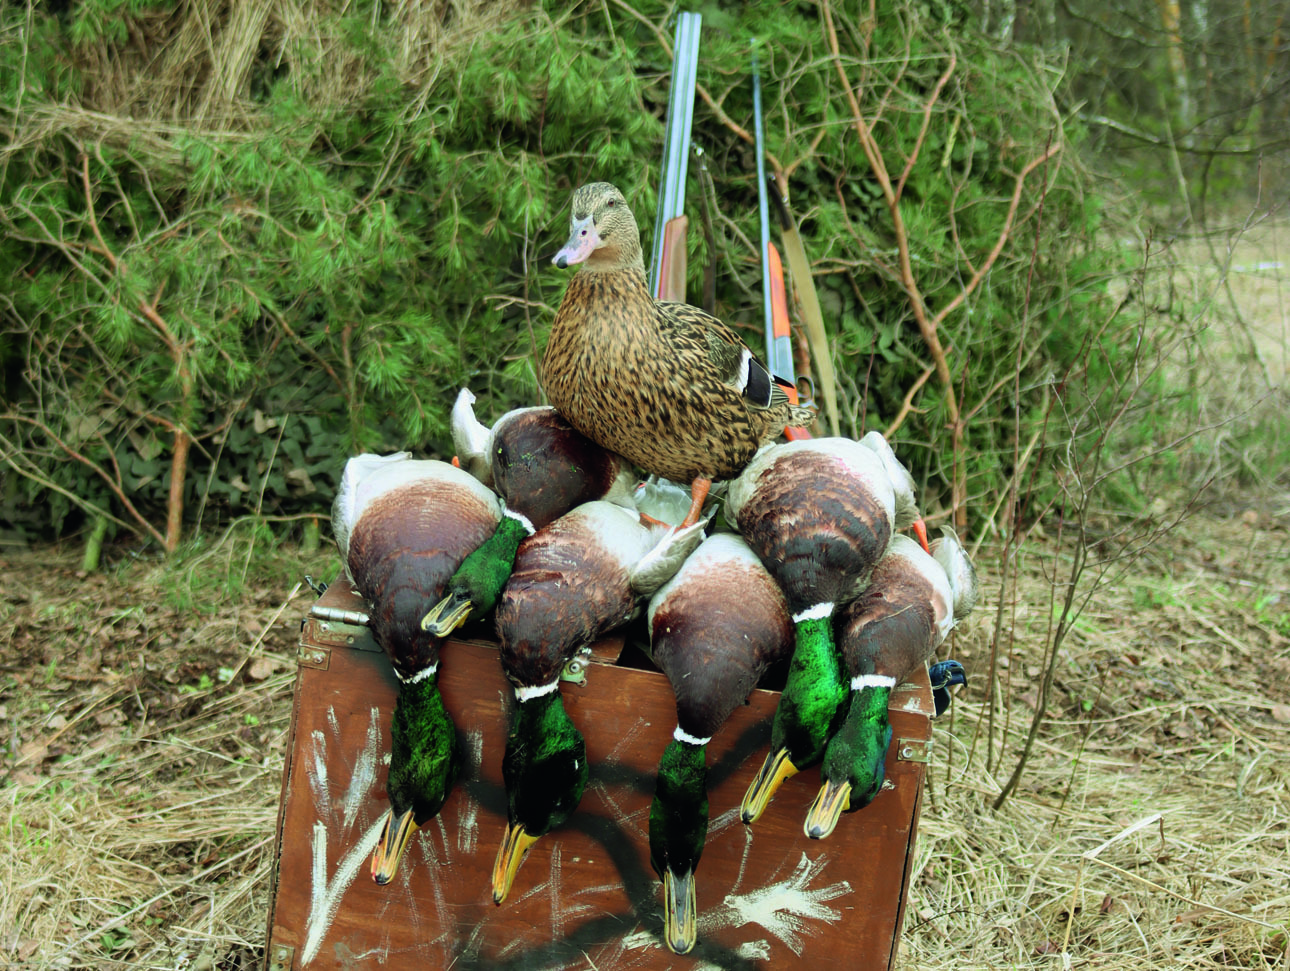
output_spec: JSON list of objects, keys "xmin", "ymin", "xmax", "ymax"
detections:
[
  {"xmin": 307, "ymin": 729, "xmax": 330, "ymax": 823},
  {"xmin": 588, "ymin": 779, "xmax": 646, "ymax": 839},
  {"xmin": 736, "ymin": 939, "xmax": 772, "ymax": 960},
  {"xmin": 707, "ymin": 804, "xmax": 742, "ymax": 837},
  {"xmin": 455, "ymin": 729, "xmax": 484, "ymax": 855},
  {"xmin": 712, "ymin": 852, "xmax": 850, "ymax": 956},
  {"xmin": 730, "ymin": 822, "xmax": 755, "ymax": 896},
  {"xmin": 340, "ymin": 706, "xmax": 382, "ymax": 831},
  {"xmin": 302, "ymin": 817, "xmax": 384, "ymax": 965},
  {"xmin": 548, "ymin": 842, "xmax": 565, "ymax": 941},
  {"xmin": 435, "ymin": 814, "xmax": 452, "ymax": 864}
]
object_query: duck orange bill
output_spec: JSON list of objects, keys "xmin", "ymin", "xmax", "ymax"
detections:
[
  {"xmin": 803, "ymin": 778, "xmax": 852, "ymax": 841},
  {"xmin": 662, "ymin": 868, "xmax": 698, "ymax": 955},
  {"xmin": 370, "ymin": 807, "xmax": 417, "ymax": 885},
  {"xmin": 421, "ymin": 592, "xmax": 472, "ymax": 637},
  {"xmin": 491, "ymin": 822, "xmax": 541, "ymax": 905},
  {"xmin": 740, "ymin": 747, "xmax": 800, "ymax": 825},
  {"xmin": 912, "ymin": 517, "xmax": 930, "ymax": 554}
]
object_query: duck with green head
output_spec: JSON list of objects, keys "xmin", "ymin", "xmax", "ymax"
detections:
[
  {"xmin": 804, "ymin": 529, "xmax": 978, "ymax": 839},
  {"xmin": 491, "ymin": 499, "xmax": 705, "ymax": 904},
  {"xmin": 421, "ymin": 388, "xmax": 635, "ymax": 637},
  {"xmin": 729, "ymin": 433, "xmax": 928, "ymax": 825},
  {"xmin": 646, "ymin": 532, "xmax": 793, "ymax": 954},
  {"xmin": 331, "ymin": 452, "xmax": 502, "ymax": 884}
]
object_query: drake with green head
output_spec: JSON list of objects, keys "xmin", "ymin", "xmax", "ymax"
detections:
[
  {"xmin": 491, "ymin": 499, "xmax": 704, "ymax": 904},
  {"xmin": 542, "ymin": 181, "xmax": 813, "ymax": 528},
  {"xmin": 646, "ymin": 532, "xmax": 794, "ymax": 954},
  {"xmin": 331, "ymin": 452, "xmax": 502, "ymax": 884},
  {"xmin": 421, "ymin": 388, "xmax": 635, "ymax": 637},
  {"xmin": 730, "ymin": 432, "xmax": 927, "ymax": 825},
  {"xmin": 804, "ymin": 529, "xmax": 978, "ymax": 839}
]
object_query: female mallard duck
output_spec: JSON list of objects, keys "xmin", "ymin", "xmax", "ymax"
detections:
[
  {"xmin": 331, "ymin": 452, "xmax": 502, "ymax": 884},
  {"xmin": 422, "ymin": 389, "xmax": 634, "ymax": 636},
  {"xmin": 542, "ymin": 181, "xmax": 814, "ymax": 528},
  {"xmin": 491, "ymin": 500, "xmax": 704, "ymax": 905},
  {"xmin": 803, "ymin": 529, "xmax": 979, "ymax": 839},
  {"xmin": 730, "ymin": 433, "xmax": 927, "ymax": 825},
  {"xmin": 645, "ymin": 532, "xmax": 794, "ymax": 954}
]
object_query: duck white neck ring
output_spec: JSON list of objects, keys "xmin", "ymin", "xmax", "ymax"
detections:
[
  {"xmin": 397, "ymin": 662, "xmax": 438, "ymax": 685},
  {"xmin": 503, "ymin": 508, "xmax": 536, "ymax": 536},
  {"xmin": 793, "ymin": 603, "xmax": 835, "ymax": 623},
  {"xmin": 851, "ymin": 674, "xmax": 897, "ymax": 691},
  {"xmin": 515, "ymin": 679, "xmax": 560, "ymax": 702},
  {"xmin": 673, "ymin": 726, "xmax": 711, "ymax": 747}
]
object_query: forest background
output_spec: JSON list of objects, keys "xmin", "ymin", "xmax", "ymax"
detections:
[{"xmin": 2, "ymin": 0, "xmax": 1288, "ymax": 968}]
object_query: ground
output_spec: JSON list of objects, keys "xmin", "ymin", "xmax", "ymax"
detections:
[{"xmin": 2, "ymin": 217, "xmax": 1288, "ymax": 969}]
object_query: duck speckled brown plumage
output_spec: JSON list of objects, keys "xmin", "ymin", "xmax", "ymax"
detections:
[{"xmin": 542, "ymin": 181, "xmax": 813, "ymax": 526}]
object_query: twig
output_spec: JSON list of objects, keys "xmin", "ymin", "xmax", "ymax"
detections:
[
  {"xmin": 884, "ymin": 359, "xmax": 938, "ymax": 439},
  {"xmin": 2, "ymin": 414, "xmax": 166, "ymax": 546},
  {"xmin": 79, "ymin": 151, "xmax": 119, "ymax": 272}
]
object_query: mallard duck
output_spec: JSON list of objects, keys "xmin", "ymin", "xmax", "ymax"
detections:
[
  {"xmin": 731, "ymin": 432, "xmax": 926, "ymax": 824},
  {"xmin": 542, "ymin": 181, "xmax": 814, "ymax": 528},
  {"xmin": 491, "ymin": 500, "xmax": 705, "ymax": 905},
  {"xmin": 645, "ymin": 532, "xmax": 794, "ymax": 954},
  {"xmin": 421, "ymin": 389, "xmax": 635, "ymax": 636},
  {"xmin": 331, "ymin": 452, "xmax": 502, "ymax": 884},
  {"xmin": 803, "ymin": 529, "xmax": 979, "ymax": 839}
]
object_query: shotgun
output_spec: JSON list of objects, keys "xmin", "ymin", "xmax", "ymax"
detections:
[
  {"xmin": 769, "ymin": 175, "xmax": 840, "ymax": 436},
  {"xmin": 754, "ymin": 45, "xmax": 811, "ymax": 440},
  {"xmin": 649, "ymin": 12, "xmax": 702, "ymax": 302}
]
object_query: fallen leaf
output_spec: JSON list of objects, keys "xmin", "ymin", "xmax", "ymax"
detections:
[{"xmin": 247, "ymin": 657, "xmax": 279, "ymax": 681}]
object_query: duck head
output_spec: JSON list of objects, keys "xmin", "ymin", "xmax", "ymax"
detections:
[
  {"xmin": 649, "ymin": 734, "xmax": 708, "ymax": 955},
  {"xmin": 803, "ymin": 675, "xmax": 895, "ymax": 839},
  {"xmin": 552, "ymin": 182, "xmax": 644, "ymax": 272},
  {"xmin": 425, "ymin": 396, "xmax": 636, "ymax": 638},
  {"xmin": 740, "ymin": 604, "xmax": 847, "ymax": 825},
  {"xmin": 371, "ymin": 667, "xmax": 461, "ymax": 883},
  {"xmin": 491, "ymin": 682, "xmax": 589, "ymax": 905},
  {"xmin": 929, "ymin": 659, "xmax": 968, "ymax": 717}
]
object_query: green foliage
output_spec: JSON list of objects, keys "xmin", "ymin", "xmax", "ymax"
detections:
[{"xmin": 0, "ymin": 0, "xmax": 1133, "ymax": 542}]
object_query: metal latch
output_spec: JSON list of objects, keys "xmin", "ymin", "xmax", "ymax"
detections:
[
  {"xmin": 896, "ymin": 737, "xmax": 931, "ymax": 763},
  {"xmin": 296, "ymin": 644, "xmax": 331, "ymax": 670},
  {"xmin": 266, "ymin": 941, "xmax": 295, "ymax": 971}
]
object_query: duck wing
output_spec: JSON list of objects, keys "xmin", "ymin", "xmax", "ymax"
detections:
[{"xmin": 656, "ymin": 301, "xmax": 786, "ymax": 411}]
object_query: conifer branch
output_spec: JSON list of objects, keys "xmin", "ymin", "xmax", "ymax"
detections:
[{"xmin": 1, "ymin": 414, "xmax": 167, "ymax": 547}]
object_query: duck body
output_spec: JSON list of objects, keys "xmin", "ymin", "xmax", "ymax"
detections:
[
  {"xmin": 804, "ymin": 530, "xmax": 979, "ymax": 839},
  {"xmin": 331, "ymin": 452, "xmax": 502, "ymax": 883},
  {"xmin": 646, "ymin": 532, "xmax": 794, "ymax": 954},
  {"xmin": 491, "ymin": 499, "xmax": 705, "ymax": 904},
  {"xmin": 423, "ymin": 389, "xmax": 636, "ymax": 636},
  {"xmin": 730, "ymin": 433, "xmax": 923, "ymax": 824},
  {"xmin": 542, "ymin": 182, "xmax": 812, "ymax": 525}
]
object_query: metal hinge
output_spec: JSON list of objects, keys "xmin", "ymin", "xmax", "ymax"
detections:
[
  {"xmin": 896, "ymin": 737, "xmax": 931, "ymax": 763},
  {"xmin": 266, "ymin": 941, "xmax": 295, "ymax": 971},
  {"xmin": 296, "ymin": 644, "xmax": 331, "ymax": 670}
]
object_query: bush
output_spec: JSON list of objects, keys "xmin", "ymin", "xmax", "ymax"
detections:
[{"xmin": 0, "ymin": 0, "xmax": 1129, "ymax": 547}]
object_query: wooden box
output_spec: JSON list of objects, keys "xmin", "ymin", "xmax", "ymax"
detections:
[{"xmin": 265, "ymin": 576, "xmax": 934, "ymax": 970}]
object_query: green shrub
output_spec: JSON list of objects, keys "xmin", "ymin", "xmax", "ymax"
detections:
[{"xmin": 0, "ymin": 0, "xmax": 1133, "ymax": 545}]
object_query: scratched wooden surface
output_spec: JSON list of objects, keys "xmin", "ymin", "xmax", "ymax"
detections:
[{"xmin": 265, "ymin": 578, "xmax": 934, "ymax": 971}]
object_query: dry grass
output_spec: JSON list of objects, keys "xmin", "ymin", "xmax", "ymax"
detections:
[
  {"xmin": 906, "ymin": 509, "xmax": 1290, "ymax": 969},
  {"xmin": 4, "ymin": 500, "xmax": 1286, "ymax": 970}
]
